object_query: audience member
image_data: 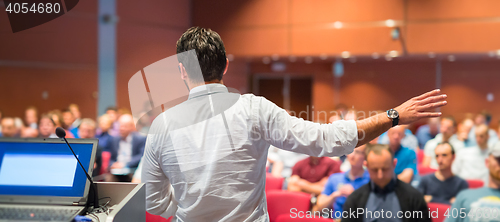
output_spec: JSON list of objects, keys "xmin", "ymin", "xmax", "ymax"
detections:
[
  {"xmin": 21, "ymin": 127, "xmax": 39, "ymax": 138},
  {"xmin": 457, "ymin": 118, "xmax": 474, "ymax": 142},
  {"xmin": 96, "ymin": 114, "xmax": 113, "ymax": 149},
  {"xmin": 49, "ymin": 110, "xmax": 74, "ymax": 138},
  {"xmin": 422, "ymin": 116, "xmax": 465, "ymax": 169},
  {"xmin": 1, "ymin": 117, "xmax": 18, "ymax": 138},
  {"xmin": 288, "ymin": 156, "xmax": 341, "ymax": 195},
  {"xmin": 105, "ymin": 106, "xmax": 120, "ymax": 137},
  {"xmin": 387, "ymin": 125, "xmax": 418, "ymax": 183},
  {"xmin": 446, "ymin": 143, "xmax": 500, "ymax": 222},
  {"xmin": 24, "ymin": 106, "xmax": 38, "ymax": 129},
  {"xmin": 418, "ymin": 142, "xmax": 468, "ymax": 204},
  {"xmin": 342, "ymin": 144, "xmax": 430, "ymax": 222},
  {"xmin": 69, "ymin": 104, "xmax": 82, "ymax": 129},
  {"xmin": 62, "ymin": 109, "xmax": 79, "ymax": 137},
  {"xmin": 313, "ymin": 145, "xmax": 370, "ymax": 218},
  {"xmin": 78, "ymin": 118, "xmax": 103, "ymax": 177},
  {"xmin": 465, "ymin": 112, "xmax": 499, "ymax": 148},
  {"xmin": 38, "ymin": 115, "xmax": 57, "ymax": 138},
  {"xmin": 415, "ymin": 117, "xmax": 440, "ymax": 149},
  {"xmin": 105, "ymin": 114, "xmax": 146, "ymax": 182},
  {"xmin": 62, "ymin": 109, "xmax": 75, "ymax": 130},
  {"xmin": 453, "ymin": 124, "xmax": 491, "ymax": 183},
  {"xmin": 379, "ymin": 125, "xmax": 419, "ymax": 151}
]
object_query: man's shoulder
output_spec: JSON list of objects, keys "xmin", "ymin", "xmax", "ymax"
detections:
[
  {"xmin": 398, "ymin": 146, "xmax": 416, "ymax": 157},
  {"xmin": 327, "ymin": 172, "xmax": 346, "ymax": 182},
  {"xmin": 397, "ymin": 179, "xmax": 423, "ymax": 196},
  {"xmin": 419, "ymin": 173, "xmax": 436, "ymax": 184}
]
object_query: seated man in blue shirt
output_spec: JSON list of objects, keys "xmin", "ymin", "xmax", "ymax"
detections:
[
  {"xmin": 313, "ymin": 145, "xmax": 370, "ymax": 218},
  {"xmin": 388, "ymin": 125, "xmax": 418, "ymax": 183}
]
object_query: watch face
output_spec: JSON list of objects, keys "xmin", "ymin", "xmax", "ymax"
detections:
[{"xmin": 387, "ymin": 109, "xmax": 399, "ymax": 118}]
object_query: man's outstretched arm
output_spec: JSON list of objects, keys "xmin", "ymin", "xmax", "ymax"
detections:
[{"xmin": 355, "ymin": 89, "xmax": 447, "ymax": 147}]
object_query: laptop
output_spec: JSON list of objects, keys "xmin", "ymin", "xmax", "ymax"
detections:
[{"xmin": 0, "ymin": 138, "xmax": 97, "ymax": 221}]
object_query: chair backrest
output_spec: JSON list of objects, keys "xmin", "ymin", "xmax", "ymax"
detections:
[
  {"xmin": 267, "ymin": 190, "xmax": 311, "ymax": 222},
  {"xmin": 266, "ymin": 175, "xmax": 284, "ymax": 192},
  {"xmin": 427, "ymin": 202, "xmax": 451, "ymax": 222},
  {"xmin": 276, "ymin": 214, "xmax": 333, "ymax": 222},
  {"xmin": 417, "ymin": 149, "xmax": 424, "ymax": 164},
  {"xmin": 418, "ymin": 165, "xmax": 437, "ymax": 175},
  {"xmin": 146, "ymin": 212, "xmax": 172, "ymax": 222},
  {"xmin": 466, "ymin": 179, "xmax": 484, "ymax": 189},
  {"xmin": 101, "ymin": 151, "xmax": 111, "ymax": 175}
]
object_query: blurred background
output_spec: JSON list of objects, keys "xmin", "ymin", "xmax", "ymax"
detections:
[{"xmin": 1, "ymin": 0, "xmax": 500, "ymax": 130}]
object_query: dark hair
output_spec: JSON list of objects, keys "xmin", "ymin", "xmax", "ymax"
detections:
[
  {"xmin": 437, "ymin": 142, "xmax": 455, "ymax": 155},
  {"xmin": 176, "ymin": 27, "xmax": 227, "ymax": 83},
  {"xmin": 365, "ymin": 143, "xmax": 394, "ymax": 160},
  {"xmin": 442, "ymin": 115, "xmax": 457, "ymax": 128},
  {"xmin": 106, "ymin": 106, "xmax": 118, "ymax": 112}
]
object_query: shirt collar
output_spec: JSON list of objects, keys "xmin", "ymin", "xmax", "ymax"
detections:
[
  {"xmin": 121, "ymin": 133, "xmax": 132, "ymax": 142},
  {"xmin": 370, "ymin": 176, "xmax": 397, "ymax": 195},
  {"xmin": 345, "ymin": 169, "xmax": 369, "ymax": 181},
  {"xmin": 188, "ymin": 83, "xmax": 229, "ymax": 100}
]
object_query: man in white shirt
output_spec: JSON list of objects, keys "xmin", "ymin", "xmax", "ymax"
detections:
[
  {"xmin": 422, "ymin": 116, "xmax": 465, "ymax": 169},
  {"xmin": 453, "ymin": 124, "xmax": 491, "ymax": 184},
  {"xmin": 142, "ymin": 27, "xmax": 448, "ymax": 221}
]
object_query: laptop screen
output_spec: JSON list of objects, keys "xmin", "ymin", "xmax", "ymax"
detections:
[{"xmin": 0, "ymin": 140, "xmax": 94, "ymax": 198}]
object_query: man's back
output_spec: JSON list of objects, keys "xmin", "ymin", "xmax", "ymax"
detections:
[{"xmin": 142, "ymin": 84, "xmax": 358, "ymax": 221}]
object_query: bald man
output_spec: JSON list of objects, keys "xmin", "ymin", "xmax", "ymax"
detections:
[
  {"xmin": 1, "ymin": 117, "xmax": 18, "ymax": 138},
  {"xmin": 105, "ymin": 114, "xmax": 146, "ymax": 182},
  {"xmin": 453, "ymin": 124, "xmax": 491, "ymax": 184}
]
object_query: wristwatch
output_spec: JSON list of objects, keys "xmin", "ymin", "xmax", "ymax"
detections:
[{"xmin": 386, "ymin": 109, "xmax": 399, "ymax": 127}]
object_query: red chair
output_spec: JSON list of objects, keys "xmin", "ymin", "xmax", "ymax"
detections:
[
  {"xmin": 266, "ymin": 175, "xmax": 284, "ymax": 192},
  {"xmin": 267, "ymin": 190, "xmax": 311, "ymax": 222},
  {"xmin": 416, "ymin": 149, "xmax": 424, "ymax": 164},
  {"xmin": 466, "ymin": 179, "xmax": 484, "ymax": 189},
  {"xmin": 418, "ymin": 166, "xmax": 437, "ymax": 175},
  {"xmin": 427, "ymin": 203, "xmax": 451, "ymax": 222},
  {"xmin": 146, "ymin": 212, "xmax": 172, "ymax": 222},
  {"xmin": 100, "ymin": 151, "xmax": 111, "ymax": 175},
  {"xmin": 276, "ymin": 214, "xmax": 333, "ymax": 222}
]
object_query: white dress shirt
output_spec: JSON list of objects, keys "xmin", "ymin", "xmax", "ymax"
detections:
[
  {"xmin": 142, "ymin": 84, "xmax": 358, "ymax": 221},
  {"xmin": 117, "ymin": 134, "xmax": 133, "ymax": 165},
  {"xmin": 452, "ymin": 146, "xmax": 490, "ymax": 183}
]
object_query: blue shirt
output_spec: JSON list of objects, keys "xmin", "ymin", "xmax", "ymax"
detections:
[
  {"xmin": 415, "ymin": 124, "xmax": 438, "ymax": 149},
  {"xmin": 394, "ymin": 146, "xmax": 418, "ymax": 176},
  {"xmin": 322, "ymin": 170, "xmax": 370, "ymax": 217}
]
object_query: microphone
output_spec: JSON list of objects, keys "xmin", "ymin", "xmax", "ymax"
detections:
[{"xmin": 56, "ymin": 127, "xmax": 99, "ymax": 212}]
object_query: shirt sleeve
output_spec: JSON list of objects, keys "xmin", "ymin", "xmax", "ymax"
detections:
[
  {"xmin": 408, "ymin": 150, "xmax": 418, "ymax": 173},
  {"xmin": 322, "ymin": 176, "xmax": 336, "ymax": 195},
  {"xmin": 253, "ymin": 96, "xmax": 358, "ymax": 157},
  {"xmin": 142, "ymin": 134, "xmax": 178, "ymax": 218},
  {"xmin": 291, "ymin": 161, "xmax": 301, "ymax": 177},
  {"xmin": 417, "ymin": 176, "xmax": 427, "ymax": 194}
]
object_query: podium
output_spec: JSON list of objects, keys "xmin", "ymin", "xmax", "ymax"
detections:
[{"xmin": 91, "ymin": 182, "xmax": 146, "ymax": 222}]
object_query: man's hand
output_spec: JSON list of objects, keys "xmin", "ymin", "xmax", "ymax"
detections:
[
  {"xmin": 356, "ymin": 89, "xmax": 447, "ymax": 147},
  {"xmin": 424, "ymin": 195, "xmax": 433, "ymax": 203},
  {"xmin": 395, "ymin": 89, "xmax": 447, "ymax": 125},
  {"xmin": 339, "ymin": 184, "xmax": 354, "ymax": 196},
  {"xmin": 111, "ymin": 162, "xmax": 124, "ymax": 169}
]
